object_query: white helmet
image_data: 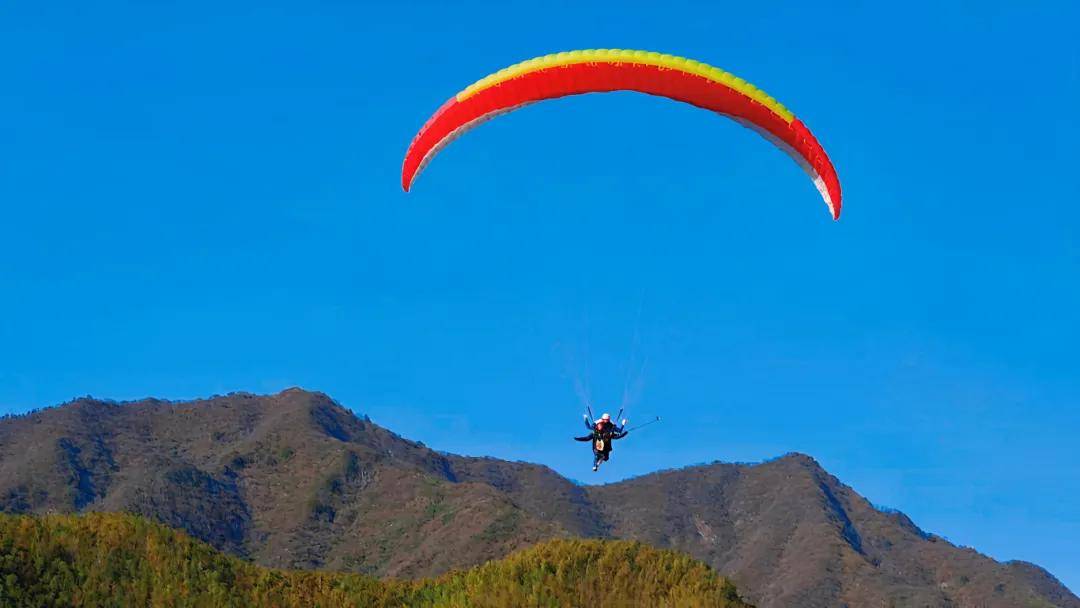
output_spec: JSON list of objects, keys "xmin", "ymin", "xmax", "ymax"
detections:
[{"xmin": 601, "ymin": 413, "xmax": 611, "ymax": 420}]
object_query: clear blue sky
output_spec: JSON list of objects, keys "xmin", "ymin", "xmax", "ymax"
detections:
[{"xmin": 2, "ymin": 0, "xmax": 1078, "ymax": 592}]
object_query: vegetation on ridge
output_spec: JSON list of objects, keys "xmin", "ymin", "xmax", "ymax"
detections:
[{"xmin": 0, "ymin": 512, "xmax": 752, "ymax": 607}]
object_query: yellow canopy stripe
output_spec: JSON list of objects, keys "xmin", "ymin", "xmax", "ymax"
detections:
[{"xmin": 455, "ymin": 49, "xmax": 796, "ymax": 123}]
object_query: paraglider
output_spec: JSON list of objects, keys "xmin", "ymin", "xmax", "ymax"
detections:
[
  {"xmin": 575, "ymin": 412, "xmax": 629, "ymax": 471},
  {"xmin": 402, "ymin": 49, "xmax": 842, "ymax": 219},
  {"xmin": 573, "ymin": 407, "xmax": 661, "ymax": 471},
  {"xmin": 402, "ymin": 50, "xmax": 843, "ymax": 467}
]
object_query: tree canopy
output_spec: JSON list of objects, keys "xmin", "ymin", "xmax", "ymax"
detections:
[{"xmin": 0, "ymin": 512, "xmax": 752, "ymax": 607}]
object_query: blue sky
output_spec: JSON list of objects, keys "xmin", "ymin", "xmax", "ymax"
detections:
[{"xmin": 2, "ymin": 0, "xmax": 1078, "ymax": 591}]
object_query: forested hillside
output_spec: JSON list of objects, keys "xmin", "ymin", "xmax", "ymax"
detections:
[{"xmin": 0, "ymin": 512, "xmax": 750, "ymax": 607}]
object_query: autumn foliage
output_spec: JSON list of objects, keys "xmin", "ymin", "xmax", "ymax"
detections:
[{"xmin": 0, "ymin": 512, "xmax": 752, "ymax": 607}]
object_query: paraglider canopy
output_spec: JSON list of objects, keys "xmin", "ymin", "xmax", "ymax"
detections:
[{"xmin": 402, "ymin": 49, "xmax": 842, "ymax": 219}]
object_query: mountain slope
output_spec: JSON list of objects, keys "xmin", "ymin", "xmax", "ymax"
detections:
[
  {"xmin": 585, "ymin": 454, "xmax": 1065, "ymax": 607},
  {"xmin": 0, "ymin": 512, "xmax": 750, "ymax": 607},
  {"xmin": 0, "ymin": 389, "xmax": 1075, "ymax": 608}
]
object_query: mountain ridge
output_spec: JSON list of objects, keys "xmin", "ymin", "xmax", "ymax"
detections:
[{"xmin": 0, "ymin": 388, "xmax": 1074, "ymax": 608}]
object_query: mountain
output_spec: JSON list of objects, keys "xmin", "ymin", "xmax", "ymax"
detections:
[
  {"xmin": 0, "ymin": 512, "xmax": 750, "ymax": 607},
  {"xmin": 0, "ymin": 389, "xmax": 1075, "ymax": 608}
]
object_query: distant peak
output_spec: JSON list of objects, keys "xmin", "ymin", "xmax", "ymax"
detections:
[
  {"xmin": 277, "ymin": 386, "xmax": 331, "ymax": 399},
  {"xmin": 265, "ymin": 388, "xmax": 344, "ymax": 412},
  {"xmin": 774, "ymin": 452, "xmax": 823, "ymax": 467}
]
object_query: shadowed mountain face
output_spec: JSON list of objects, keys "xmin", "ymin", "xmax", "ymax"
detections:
[{"xmin": 0, "ymin": 389, "xmax": 1075, "ymax": 608}]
